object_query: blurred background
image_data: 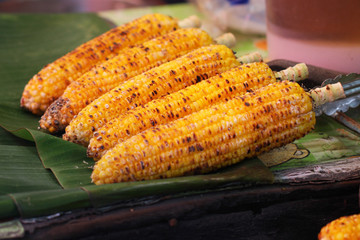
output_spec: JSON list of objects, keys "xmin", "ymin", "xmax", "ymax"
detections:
[
  {"xmin": 0, "ymin": 0, "xmax": 185, "ymax": 12},
  {"xmin": 1, "ymin": 0, "xmax": 358, "ymax": 73}
]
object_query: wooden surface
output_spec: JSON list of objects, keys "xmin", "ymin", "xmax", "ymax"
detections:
[{"xmin": 21, "ymin": 180, "xmax": 360, "ymax": 239}]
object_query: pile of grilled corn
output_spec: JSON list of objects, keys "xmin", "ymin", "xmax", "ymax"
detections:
[{"xmin": 21, "ymin": 13, "xmax": 346, "ymax": 185}]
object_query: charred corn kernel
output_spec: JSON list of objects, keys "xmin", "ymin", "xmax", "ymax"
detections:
[
  {"xmin": 91, "ymin": 81, "xmax": 316, "ymax": 184},
  {"xmin": 39, "ymin": 29, "xmax": 234, "ymax": 133},
  {"xmin": 20, "ymin": 13, "xmax": 195, "ymax": 115},
  {"xmin": 318, "ymin": 213, "xmax": 360, "ymax": 240},
  {"xmin": 87, "ymin": 62, "xmax": 308, "ymax": 159},
  {"xmin": 63, "ymin": 44, "xmax": 240, "ymax": 146},
  {"xmin": 87, "ymin": 62, "xmax": 267, "ymax": 159}
]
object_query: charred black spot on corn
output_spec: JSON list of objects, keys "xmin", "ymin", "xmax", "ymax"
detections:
[
  {"xmin": 91, "ymin": 81, "xmax": 316, "ymax": 184},
  {"xmin": 87, "ymin": 62, "xmax": 295, "ymax": 160}
]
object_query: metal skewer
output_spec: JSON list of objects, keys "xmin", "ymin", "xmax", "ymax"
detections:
[
  {"xmin": 313, "ymin": 78, "xmax": 360, "ymax": 134},
  {"xmin": 343, "ymin": 79, "xmax": 360, "ymax": 96},
  {"xmin": 332, "ymin": 79, "xmax": 360, "ymax": 134}
]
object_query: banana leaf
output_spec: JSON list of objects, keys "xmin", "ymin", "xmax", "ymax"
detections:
[{"xmin": 0, "ymin": 13, "xmax": 274, "ymax": 220}]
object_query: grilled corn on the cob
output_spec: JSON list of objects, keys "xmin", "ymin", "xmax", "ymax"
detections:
[
  {"xmin": 21, "ymin": 13, "xmax": 200, "ymax": 115},
  {"xmin": 63, "ymin": 44, "xmax": 241, "ymax": 146},
  {"xmin": 91, "ymin": 81, "xmax": 318, "ymax": 184},
  {"xmin": 39, "ymin": 29, "xmax": 236, "ymax": 133},
  {"xmin": 318, "ymin": 213, "xmax": 360, "ymax": 240},
  {"xmin": 87, "ymin": 62, "xmax": 308, "ymax": 159}
]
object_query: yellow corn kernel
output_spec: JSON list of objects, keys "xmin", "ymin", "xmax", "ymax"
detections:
[
  {"xmin": 91, "ymin": 81, "xmax": 316, "ymax": 184},
  {"xmin": 20, "ymin": 13, "xmax": 191, "ymax": 115},
  {"xmin": 63, "ymin": 44, "xmax": 240, "ymax": 146},
  {"xmin": 88, "ymin": 62, "xmax": 309, "ymax": 159},
  {"xmin": 318, "ymin": 213, "xmax": 360, "ymax": 240},
  {"xmin": 39, "ymin": 28, "xmax": 230, "ymax": 133},
  {"xmin": 87, "ymin": 62, "xmax": 273, "ymax": 159}
]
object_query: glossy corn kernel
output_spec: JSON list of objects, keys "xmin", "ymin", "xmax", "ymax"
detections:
[
  {"xmin": 91, "ymin": 81, "xmax": 316, "ymax": 184},
  {"xmin": 318, "ymin": 213, "xmax": 360, "ymax": 240},
  {"xmin": 20, "ymin": 13, "xmax": 189, "ymax": 115},
  {"xmin": 87, "ymin": 62, "xmax": 272, "ymax": 159},
  {"xmin": 39, "ymin": 28, "xmax": 231, "ymax": 133},
  {"xmin": 63, "ymin": 44, "xmax": 241, "ymax": 146},
  {"xmin": 88, "ymin": 62, "xmax": 309, "ymax": 159}
]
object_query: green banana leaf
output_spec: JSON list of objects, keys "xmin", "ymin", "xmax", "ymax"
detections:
[{"xmin": 0, "ymin": 13, "xmax": 274, "ymax": 220}]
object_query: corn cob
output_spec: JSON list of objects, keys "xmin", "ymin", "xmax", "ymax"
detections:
[
  {"xmin": 91, "ymin": 81, "xmax": 345, "ymax": 183},
  {"xmin": 87, "ymin": 62, "xmax": 308, "ymax": 159},
  {"xmin": 20, "ymin": 13, "xmax": 200, "ymax": 115},
  {"xmin": 318, "ymin": 213, "xmax": 360, "ymax": 240},
  {"xmin": 39, "ymin": 29, "xmax": 236, "ymax": 133},
  {"xmin": 91, "ymin": 80, "xmax": 319, "ymax": 184},
  {"xmin": 63, "ymin": 44, "xmax": 241, "ymax": 146}
]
